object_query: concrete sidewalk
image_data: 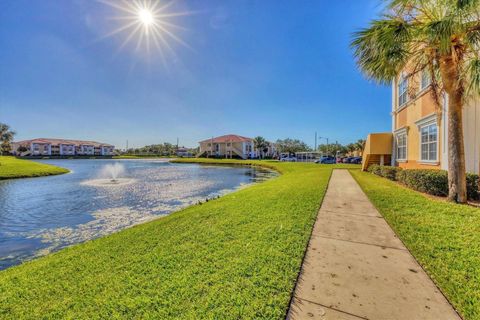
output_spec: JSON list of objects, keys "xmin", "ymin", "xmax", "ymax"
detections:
[{"xmin": 287, "ymin": 170, "xmax": 461, "ymax": 320}]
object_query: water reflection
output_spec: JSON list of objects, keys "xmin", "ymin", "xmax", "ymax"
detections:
[{"xmin": 0, "ymin": 159, "xmax": 277, "ymax": 269}]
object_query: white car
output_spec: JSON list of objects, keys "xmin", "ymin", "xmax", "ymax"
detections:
[{"xmin": 280, "ymin": 156, "xmax": 297, "ymax": 162}]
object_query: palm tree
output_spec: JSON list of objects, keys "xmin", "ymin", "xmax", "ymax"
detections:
[
  {"xmin": 0, "ymin": 123, "xmax": 16, "ymax": 156},
  {"xmin": 351, "ymin": 0, "xmax": 480, "ymax": 203},
  {"xmin": 355, "ymin": 139, "xmax": 366, "ymax": 154},
  {"xmin": 253, "ymin": 136, "xmax": 268, "ymax": 158},
  {"xmin": 346, "ymin": 143, "xmax": 356, "ymax": 155}
]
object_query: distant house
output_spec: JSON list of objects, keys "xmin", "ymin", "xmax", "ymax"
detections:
[
  {"xmin": 12, "ymin": 138, "xmax": 115, "ymax": 157},
  {"xmin": 198, "ymin": 134, "xmax": 255, "ymax": 159}
]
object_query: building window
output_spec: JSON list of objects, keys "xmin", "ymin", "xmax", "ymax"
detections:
[
  {"xmin": 420, "ymin": 123, "xmax": 437, "ymax": 161},
  {"xmin": 398, "ymin": 75, "xmax": 408, "ymax": 107},
  {"xmin": 396, "ymin": 133, "xmax": 407, "ymax": 160},
  {"xmin": 420, "ymin": 70, "xmax": 431, "ymax": 91}
]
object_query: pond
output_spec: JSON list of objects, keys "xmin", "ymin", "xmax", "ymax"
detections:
[{"xmin": 0, "ymin": 159, "xmax": 277, "ymax": 270}]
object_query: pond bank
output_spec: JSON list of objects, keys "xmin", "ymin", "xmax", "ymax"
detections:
[
  {"xmin": 0, "ymin": 160, "xmax": 358, "ymax": 318},
  {"xmin": 0, "ymin": 156, "xmax": 68, "ymax": 180}
]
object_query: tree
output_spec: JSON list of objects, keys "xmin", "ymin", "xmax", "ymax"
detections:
[
  {"xmin": 275, "ymin": 138, "xmax": 311, "ymax": 154},
  {"xmin": 351, "ymin": 0, "xmax": 480, "ymax": 203},
  {"xmin": 253, "ymin": 136, "xmax": 268, "ymax": 158},
  {"xmin": 0, "ymin": 123, "xmax": 15, "ymax": 155},
  {"xmin": 355, "ymin": 139, "xmax": 366, "ymax": 153},
  {"xmin": 346, "ymin": 143, "xmax": 357, "ymax": 155}
]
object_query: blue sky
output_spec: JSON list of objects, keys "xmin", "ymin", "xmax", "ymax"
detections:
[{"xmin": 0, "ymin": 0, "xmax": 390, "ymax": 149}]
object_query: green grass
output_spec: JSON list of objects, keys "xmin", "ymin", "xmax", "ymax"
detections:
[
  {"xmin": 0, "ymin": 156, "xmax": 69, "ymax": 179},
  {"xmin": 0, "ymin": 160, "xmax": 357, "ymax": 319},
  {"xmin": 350, "ymin": 169, "xmax": 480, "ymax": 320}
]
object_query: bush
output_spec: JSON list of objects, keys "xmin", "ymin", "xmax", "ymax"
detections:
[
  {"xmin": 394, "ymin": 169, "xmax": 479, "ymax": 201},
  {"xmin": 397, "ymin": 169, "xmax": 448, "ymax": 197},
  {"xmin": 367, "ymin": 164, "xmax": 382, "ymax": 175},
  {"xmin": 367, "ymin": 165, "xmax": 402, "ymax": 181},
  {"xmin": 380, "ymin": 166, "xmax": 402, "ymax": 181},
  {"xmin": 467, "ymin": 173, "xmax": 480, "ymax": 201}
]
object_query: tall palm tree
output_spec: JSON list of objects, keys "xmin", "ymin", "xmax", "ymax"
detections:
[
  {"xmin": 0, "ymin": 123, "xmax": 15, "ymax": 155},
  {"xmin": 253, "ymin": 136, "xmax": 268, "ymax": 158},
  {"xmin": 351, "ymin": 0, "xmax": 480, "ymax": 203}
]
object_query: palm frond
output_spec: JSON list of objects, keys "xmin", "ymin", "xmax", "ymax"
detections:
[
  {"xmin": 466, "ymin": 57, "xmax": 480, "ymax": 95},
  {"xmin": 351, "ymin": 17, "xmax": 412, "ymax": 83}
]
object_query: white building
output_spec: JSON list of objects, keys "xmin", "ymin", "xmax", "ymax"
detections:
[{"xmin": 12, "ymin": 138, "xmax": 115, "ymax": 157}]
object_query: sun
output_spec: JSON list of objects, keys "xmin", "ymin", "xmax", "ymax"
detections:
[
  {"xmin": 138, "ymin": 9, "xmax": 154, "ymax": 26},
  {"xmin": 98, "ymin": 0, "xmax": 193, "ymax": 64}
]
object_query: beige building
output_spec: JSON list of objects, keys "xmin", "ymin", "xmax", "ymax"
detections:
[
  {"xmin": 198, "ymin": 134, "xmax": 255, "ymax": 159},
  {"xmin": 363, "ymin": 69, "xmax": 480, "ymax": 173},
  {"xmin": 12, "ymin": 138, "xmax": 115, "ymax": 157}
]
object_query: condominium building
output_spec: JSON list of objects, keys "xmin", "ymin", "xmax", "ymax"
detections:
[
  {"xmin": 363, "ymin": 69, "xmax": 480, "ymax": 173},
  {"xmin": 198, "ymin": 135, "xmax": 255, "ymax": 159},
  {"xmin": 12, "ymin": 138, "xmax": 115, "ymax": 157}
]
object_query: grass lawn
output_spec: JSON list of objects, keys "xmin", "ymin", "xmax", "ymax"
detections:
[
  {"xmin": 0, "ymin": 159, "xmax": 357, "ymax": 319},
  {"xmin": 350, "ymin": 169, "xmax": 480, "ymax": 320},
  {"xmin": 0, "ymin": 156, "xmax": 69, "ymax": 179}
]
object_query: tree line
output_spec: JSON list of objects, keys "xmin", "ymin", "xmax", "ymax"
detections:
[{"xmin": 255, "ymin": 137, "xmax": 365, "ymax": 156}]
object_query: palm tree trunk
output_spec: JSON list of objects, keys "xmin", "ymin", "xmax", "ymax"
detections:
[
  {"xmin": 447, "ymin": 92, "xmax": 467, "ymax": 203},
  {"xmin": 440, "ymin": 56, "xmax": 467, "ymax": 203}
]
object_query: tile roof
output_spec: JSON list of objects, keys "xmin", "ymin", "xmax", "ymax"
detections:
[{"xmin": 199, "ymin": 134, "xmax": 252, "ymax": 143}]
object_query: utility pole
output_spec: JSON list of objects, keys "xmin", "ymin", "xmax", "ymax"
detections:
[
  {"xmin": 126, "ymin": 139, "xmax": 129, "ymax": 152},
  {"xmin": 314, "ymin": 131, "xmax": 317, "ymax": 151}
]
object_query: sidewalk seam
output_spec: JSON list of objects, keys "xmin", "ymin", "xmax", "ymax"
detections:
[
  {"xmin": 294, "ymin": 296, "xmax": 369, "ymax": 320},
  {"xmin": 313, "ymin": 234, "xmax": 407, "ymax": 251}
]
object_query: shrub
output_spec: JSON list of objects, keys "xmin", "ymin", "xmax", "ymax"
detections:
[
  {"xmin": 379, "ymin": 166, "xmax": 402, "ymax": 181},
  {"xmin": 397, "ymin": 169, "xmax": 448, "ymax": 197},
  {"xmin": 467, "ymin": 173, "xmax": 480, "ymax": 201},
  {"xmin": 367, "ymin": 164, "xmax": 382, "ymax": 175},
  {"xmin": 394, "ymin": 169, "xmax": 479, "ymax": 201},
  {"xmin": 367, "ymin": 165, "xmax": 402, "ymax": 181}
]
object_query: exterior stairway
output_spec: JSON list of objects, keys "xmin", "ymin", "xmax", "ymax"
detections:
[{"xmin": 361, "ymin": 133, "xmax": 393, "ymax": 171}]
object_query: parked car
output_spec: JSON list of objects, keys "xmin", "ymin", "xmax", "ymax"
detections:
[
  {"xmin": 342, "ymin": 157, "xmax": 355, "ymax": 163},
  {"xmin": 350, "ymin": 157, "xmax": 362, "ymax": 164},
  {"xmin": 280, "ymin": 156, "xmax": 297, "ymax": 162},
  {"xmin": 316, "ymin": 156, "xmax": 336, "ymax": 164},
  {"xmin": 336, "ymin": 157, "xmax": 344, "ymax": 163}
]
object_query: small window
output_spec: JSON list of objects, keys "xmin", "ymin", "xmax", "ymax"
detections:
[
  {"xmin": 396, "ymin": 133, "xmax": 407, "ymax": 160},
  {"xmin": 420, "ymin": 123, "xmax": 437, "ymax": 161},
  {"xmin": 398, "ymin": 75, "xmax": 408, "ymax": 107},
  {"xmin": 420, "ymin": 70, "xmax": 431, "ymax": 91}
]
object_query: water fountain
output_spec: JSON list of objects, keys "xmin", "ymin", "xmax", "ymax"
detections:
[{"xmin": 81, "ymin": 162, "xmax": 136, "ymax": 187}]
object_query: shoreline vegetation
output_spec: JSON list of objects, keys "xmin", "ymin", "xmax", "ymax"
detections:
[
  {"xmin": 0, "ymin": 156, "xmax": 69, "ymax": 180},
  {"xmin": 350, "ymin": 169, "xmax": 480, "ymax": 319},
  {"xmin": 0, "ymin": 159, "xmax": 357, "ymax": 318}
]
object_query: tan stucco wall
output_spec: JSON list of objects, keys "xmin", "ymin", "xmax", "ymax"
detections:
[
  {"xmin": 394, "ymin": 75, "xmax": 441, "ymax": 170},
  {"xmin": 364, "ymin": 133, "xmax": 392, "ymax": 155}
]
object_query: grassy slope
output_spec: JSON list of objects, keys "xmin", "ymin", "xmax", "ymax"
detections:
[
  {"xmin": 350, "ymin": 170, "xmax": 480, "ymax": 319},
  {"xmin": 0, "ymin": 156, "xmax": 68, "ymax": 179},
  {"xmin": 0, "ymin": 160, "xmax": 356, "ymax": 319}
]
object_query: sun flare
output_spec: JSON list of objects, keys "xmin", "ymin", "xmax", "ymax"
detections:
[
  {"xmin": 138, "ymin": 9, "xmax": 154, "ymax": 26},
  {"xmin": 98, "ymin": 0, "xmax": 193, "ymax": 64}
]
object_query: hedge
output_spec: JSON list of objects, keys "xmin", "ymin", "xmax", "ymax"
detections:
[{"xmin": 367, "ymin": 165, "xmax": 479, "ymax": 201}]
